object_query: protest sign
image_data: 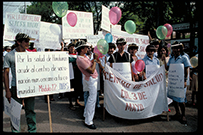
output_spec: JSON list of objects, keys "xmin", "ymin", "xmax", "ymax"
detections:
[
  {"xmin": 103, "ymin": 64, "xmax": 168, "ymax": 119},
  {"xmin": 62, "ymin": 10, "xmax": 94, "ymax": 39},
  {"xmin": 168, "ymin": 64, "xmax": 185, "ymax": 98},
  {"xmin": 4, "ymin": 13, "xmax": 41, "ymax": 41},
  {"xmin": 101, "ymin": 5, "xmax": 111, "ymax": 32},
  {"xmin": 112, "ymin": 62, "xmax": 132, "ymax": 81},
  {"xmin": 86, "ymin": 34, "xmax": 104, "ymax": 47},
  {"xmin": 15, "ymin": 52, "xmax": 70, "ymax": 98},
  {"xmin": 101, "ymin": 5, "xmax": 122, "ymax": 32},
  {"xmin": 146, "ymin": 65, "xmax": 160, "ymax": 78},
  {"xmin": 101, "ymin": 29, "xmax": 149, "ymax": 59},
  {"xmin": 34, "ymin": 21, "xmax": 62, "ymax": 50},
  {"xmin": 4, "ymin": 95, "xmax": 22, "ymax": 131}
]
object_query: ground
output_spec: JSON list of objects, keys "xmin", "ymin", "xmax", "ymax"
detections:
[{"xmin": 3, "ymin": 89, "xmax": 198, "ymax": 133}]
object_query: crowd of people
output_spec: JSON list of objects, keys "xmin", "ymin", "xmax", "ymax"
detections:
[{"xmin": 3, "ymin": 32, "xmax": 198, "ymax": 131}]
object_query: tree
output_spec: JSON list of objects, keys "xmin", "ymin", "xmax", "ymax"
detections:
[{"xmin": 22, "ymin": 1, "xmax": 197, "ymax": 36}]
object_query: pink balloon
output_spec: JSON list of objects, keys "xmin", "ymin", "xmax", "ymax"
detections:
[
  {"xmin": 93, "ymin": 46, "xmax": 104, "ymax": 60},
  {"xmin": 109, "ymin": 6, "xmax": 122, "ymax": 25},
  {"xmin": 135, "ymin": 60, "xmax": 145, "ymax": 72},
  {"xmin": 67, "ymin": 12, "xmax": 77, "ymax": 27},
  {"xmin": 164, "ymin": 23, "xmax": 173, "ymax": 37}
]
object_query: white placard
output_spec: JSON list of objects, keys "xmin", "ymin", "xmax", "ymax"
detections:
[
  {"xmin": 101, "ymin": 5, "xmax": 111, "ymax": 32},
  {"xmin": 101, "ymin": 5, "xmax": 122, "ymax": 32},
  {"xmin": 168, "ymin": 64, "xmax": 185, "ymax": 98},
  {"xmin": 86, "ymin": 34, "xmax": 104, "ymax": 47},
  {"xmin": 4, "ymin": 13, "xmax": 41, "ymax": 41},
  {"xmin": 34, "ymin": 21, "xmax": 62, "ymax": 49},
  {"xmin": 146, "ymin": 65, "xmax": 160, "ymax": 78},
  {"xmin": 112, "ymin": 62, "xmax": 132, "ymax": 81},
  {"xmin": 15, "ymin": 52, "xmax": 71, "ymax": 98},
  {"xmin": 62, "ymin": 10, "xmax": 94, "ymax": 39},
  {"xmin": 4, "ymin": 94, "xmax": 22, "ymax": 131}
]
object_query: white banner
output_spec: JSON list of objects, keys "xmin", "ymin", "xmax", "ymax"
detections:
[
  {"xmin": 103, "ymin": 64, "xmax": 168, "ymax": 119},
  {"xmin": 62, "ymin": 10, "xmax": 94, "ymax": 39},
  {"xmin": 34, "ymin": 21, "xmax": 62, "ymax": 49},
  {"xmin": 15, "ymin": 52, "xmax": 71, "ymax": 98},
  {"xmin": 168, "ymin": 64, "xmax": 185, "ymax": 98},
  {"xmin": 4, "ymin": 13, "xmax": 41, "ymax": 41}
]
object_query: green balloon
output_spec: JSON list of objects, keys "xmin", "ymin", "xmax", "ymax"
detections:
[
  {"xmin": 97, "ymin": 39, "xmax": 109, "ymax": 55},
  {"xmin": 156, "ymin": 26, "xmax": 168, "ymax": 40},
  {"xmin": 124, "ymin": 20, "xmax": 136, "ymax": 34},
  {"xmin": 52, "ymin": 2, "xmax": 68, "ymax": 17}
]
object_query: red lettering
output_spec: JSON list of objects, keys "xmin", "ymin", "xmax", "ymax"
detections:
[
  {"xmin": 121, "ymin": 89, "xmax": 132, "ymax": 100},
  {"xmin": 125, "ymin": 102, "xmax": 132, "ymax": 111},
  {"xmin": 124, "ymin": 90, "xmax": 131, "ymax": 100},
  {"xmin": 109, "ymin": 73, "xmax": 114, "ymax": 82},
  {"xmin": 133, "ymin": 84, "xmax": 142, "ymax": 89},
  {"xmin": 131, "ymin": 93, "xmax": 138, "ymax": 100},
  {"xmin": 125, "ymin": 102, "xmax": 144, "ymax": 111},
  {"xmin": 121, "ymin": 89, "xmax": 125, "ymax": 98},
  {"xmin": 152, "ymin": 78, "xmax": 157, "ymax": 84},
  {"xmin": 138, "ymin": 92, "xmax": 147, "ymax": 100},
  {"xmin": 103, "ymin": 70, "xmax": 108, "ymax": 80}
]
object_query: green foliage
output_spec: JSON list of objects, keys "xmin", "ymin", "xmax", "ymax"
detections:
[{"xmin": 23, "ymin": 1, "xmax": 196, "ymax": 35}]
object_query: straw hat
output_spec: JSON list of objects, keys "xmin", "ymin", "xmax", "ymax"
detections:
[{"xmin": 75, "ymin": 40, "xmax": 91, "ymax": 50}]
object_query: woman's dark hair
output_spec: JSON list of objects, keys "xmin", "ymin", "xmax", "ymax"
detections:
[
  {"xmin": 76, "ymin": 46, "xmax": 85, "ymax": 54},
  {"xmin": 158, "ymin": 46, "xmax": 169, "ymax": 58}
]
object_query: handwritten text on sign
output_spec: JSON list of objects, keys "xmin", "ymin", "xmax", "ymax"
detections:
[
  {"xmin": 15, "ymin": 52, "xmax": 70, "ymax": 98},
  {"xmin": 168, "ymin": 64, "xmax": 185, "ymax": 98},
  {"xmin": 62, "ymin": 10, "xmax": 93, "ymax": 39},
  {"xmin": 4, "ymin": 13, "xmax": 41, "ymax": 41}
]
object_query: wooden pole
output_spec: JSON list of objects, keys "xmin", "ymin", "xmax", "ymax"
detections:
[
  {"xmin": 47, "ymin": 95, "xmax": 53, "ymax": 132},
  {"xmin": 166, "ymin": 111, "xmax": 169, "ymax": 121},
  {"xmin": 103, "ymin": 106, "xmax": 105, "ymax": 121},
  {"xmin": 103, "ymin": 56, "xmax": 107, "ymax": 121}
]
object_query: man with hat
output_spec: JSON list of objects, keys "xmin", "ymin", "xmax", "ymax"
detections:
[
  {"xmin": 108, "ymin": 38, "xmax": 134, "ymax": 81},
  {"xmin": 162, "ymin": 41, "xmax": 191, "ymax": 124},
  {"xmin": 75, "ymin": 40, "xmax": 99, "ymax": 129},
  {"xmin": 3, "ymin": 33, "xmax": 36, "ymax": 132}
]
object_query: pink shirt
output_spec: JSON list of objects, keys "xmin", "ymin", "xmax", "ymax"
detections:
[{"xmin": 76, "ymin": 55, "xmax": 98, "ymax": 81}]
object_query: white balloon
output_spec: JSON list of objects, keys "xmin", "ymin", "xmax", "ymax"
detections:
[{"xmin": 50, "ymin": 24, "xmax": 61, "ymax": 35}]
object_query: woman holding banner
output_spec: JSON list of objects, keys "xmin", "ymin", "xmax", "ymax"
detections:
[
  {"xmin": 75, "ymin": 40, "xmax": 98, "ymax": 129},
  {"xmin": 162, "ymin": 41, "xmax": 191, "ymax": 124}
]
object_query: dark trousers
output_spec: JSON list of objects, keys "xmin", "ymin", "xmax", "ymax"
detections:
[{"xmin": 10, "ymin": 86, "xmax": 36, "ymax": 132}]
